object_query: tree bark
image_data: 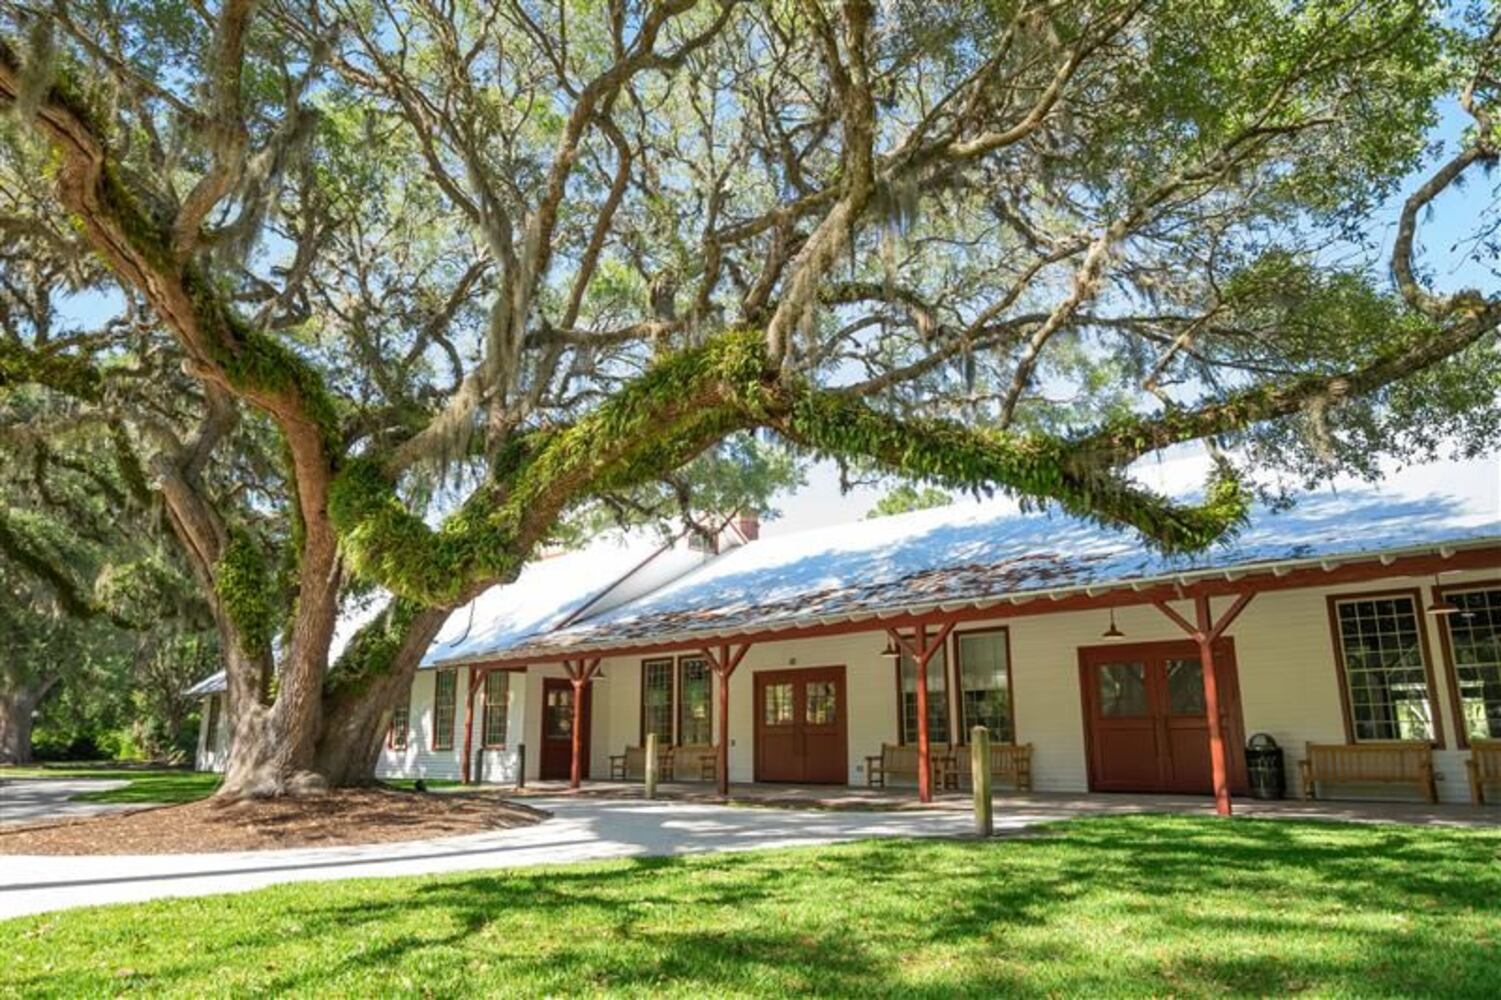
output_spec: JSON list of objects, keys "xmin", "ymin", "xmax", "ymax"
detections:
[
  {"xmin": 312, "ymin": 607, "xmax": 449, "ymax": 788},
  {"xmin": 214, "ymin": 603, "xmax": 450, "ymax": 797},
  {"xmin": 0, "ymin": 676, "xmax": 59, "ymax": 766}
]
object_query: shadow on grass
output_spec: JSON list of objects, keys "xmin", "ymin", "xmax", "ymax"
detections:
[{"xmin": 7, "ymin": 816, "xmax": 1501, "ymax": 997}]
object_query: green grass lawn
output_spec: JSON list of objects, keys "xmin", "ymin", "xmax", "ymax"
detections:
[
  {"xmin": 5, "ymin": 815, "xmax": 1499, "ymax": 997},
  {"xmin": 0, "ymin": 764, "xmax": 221, "ymax": 804}
]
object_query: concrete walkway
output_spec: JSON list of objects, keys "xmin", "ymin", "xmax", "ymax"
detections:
[
  {"xmin": 0, "ymin": 779, "xmax": 135, "ymax": 826},
  {"xmin": 0, "ymin": 798, "xmax": 981, "ymax": 919}
]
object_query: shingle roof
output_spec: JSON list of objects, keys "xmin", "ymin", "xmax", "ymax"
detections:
[
  {"xmin": 185, "ymin": 456, "xmax": 1501, "ymax": 691},
  {"xmin": 482, "ymin": 459, "xmax": 1500, "ymax": 660}
]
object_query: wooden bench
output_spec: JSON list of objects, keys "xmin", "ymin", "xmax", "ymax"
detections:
[
  {"xmin": 865, "ymin": 743, "xmax": 955, "ymax": 788},
  {"xmin": 1299, "ymin": 742, "xmax": 1436, "ymax": 803},
  {"xmin": 950, "ymin": 742, "xmax": 1034, "ymax": 792},
  {"xmin": 608, "ymin": 744, "xmax": 678, "ymax": 782},
  {"xmin": 1467, "ymin": 739, "xmax": 1501, "ymax": 805},
  {"xmin": 673, "ymin": 743, "xmax": 719, "ymax": 783}
]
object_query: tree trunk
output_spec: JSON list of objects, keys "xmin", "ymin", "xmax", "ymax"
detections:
[
  {"xmin": 0, "ymin": 676, "xmax": 58, "ymax": 766},
  {"xmin": 313, "ymin": 607, "xmax": 450, "ymax": 787},
  {"xmin": 216, "ymin": 604, "xmax": 449, "ymax": 797}
]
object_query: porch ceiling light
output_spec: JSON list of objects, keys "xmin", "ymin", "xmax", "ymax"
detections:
[
  {"xmin": 880, "ymin": 635, "xmax": 902, "ymax": 658},
  {"xmin": 1102, "ymin": 608, "xmax": 1126, "ymax": 640}
]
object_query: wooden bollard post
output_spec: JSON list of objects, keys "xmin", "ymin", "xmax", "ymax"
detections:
[
  {"xmin": 971, "ymin": 726, "xmax": 993, "ymax": 837},
  {"xmin": 644, "ymin": 732, "xmax": 659, "ymax": 800}
]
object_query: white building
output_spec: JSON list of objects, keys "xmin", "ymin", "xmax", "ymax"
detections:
[{"xmin": 193, "ymin": 460, "xmax": 1501, "ymax": 807}]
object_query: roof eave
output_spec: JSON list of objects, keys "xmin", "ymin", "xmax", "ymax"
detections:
[{"xmin": 433, "ymin": 534, "xmax": 1501, "ymax": 668}]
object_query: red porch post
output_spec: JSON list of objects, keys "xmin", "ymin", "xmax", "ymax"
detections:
[
  {"xmin": 460, "ymin": 665, "xmax": 480, "ymax": 784},
  {"xmin": 891, "ymin": 620, "xmax": 955, "ymax": 804},
  {"xmin": 1153, "ymin": 591, "xmax": 1256, "ymax": 817},
  {"xmin": 703, "ymin": 643, "xmax": 750, "ymax": 797},
  {"xmin": 914, "ymin": 624, "xmax": 933, "ymax": 803},
  {"xmin": 566, "ymin": 658, "xmax": 602, "ymax": 790}
]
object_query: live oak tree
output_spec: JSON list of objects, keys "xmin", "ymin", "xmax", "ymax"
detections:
[
  {"xmin": 0, "ymin": 1, "xmax": 1495, "ymax": 796},
  {"xmin": 0, "ymin": 404, "xmax": 212, "ymax": 764}
]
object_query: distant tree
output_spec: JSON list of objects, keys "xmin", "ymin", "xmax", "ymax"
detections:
[
  {"xmin": 866, "ymin": 484, "xmax": 954, "ymax": 519},
  {"xmin": 0, "ymin": 2, "xmax": 1495, "ymax": 796}
]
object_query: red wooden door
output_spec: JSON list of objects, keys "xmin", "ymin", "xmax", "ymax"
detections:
[
  {"xmin": 1080, "ymin": 640, "xmax": 1246, "ymax": 795},
  {"xmin": 540, "ymin": 678, "xmax": 590, "ymax": 781},
  {"xmin": 754, "ymin": 666, "xmax": 848, "ymax": 784}
]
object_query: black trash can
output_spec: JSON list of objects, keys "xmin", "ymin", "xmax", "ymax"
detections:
[{"xmin": 1245, "ymin": 732, "xmax": 1285, "ymax": 800}]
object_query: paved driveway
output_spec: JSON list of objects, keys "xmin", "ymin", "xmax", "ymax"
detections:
[
  {"xmin": 0, "ymin": 779, "xmax": 134, "ymax": 827},
  {"xmin": 0, "ymin": 797, "xmax": 985, "ymax": 919}
]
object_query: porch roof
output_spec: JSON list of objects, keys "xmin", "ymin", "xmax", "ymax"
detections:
[{"xmin": 435, "ymin": 467, "xmax": 1500, "ymax": 666}]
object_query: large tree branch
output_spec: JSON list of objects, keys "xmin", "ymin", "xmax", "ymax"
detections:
[
  {"xmin": 1065, "ymin": 307, "xmax": 1500, "ymax": 470},
  {"xmin": 171, "ymin": 0, "xmax": 258, "ymax": 256}
]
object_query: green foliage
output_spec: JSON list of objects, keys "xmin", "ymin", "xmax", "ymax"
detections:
[
  {"xmin": 866, "ymin": 483, "xmax": 953, "ymax": 519},
  {"xmin": 331, "ymin": 331, "xmax": 774, "ymax": 605},
  {"xmin": 0, "ymin": 340, "xmax": 102, "ymax": 401},
  {"xmin": 324, "ymin": 596, "xmax": 423, "ymax": 697},
  {"xmin": 786, "ymin": 389, "xmax": 1250, "ymax": 553},
  {"xmin": 214, "ymin": 528, "xmax": 275, "ymax": 659}
]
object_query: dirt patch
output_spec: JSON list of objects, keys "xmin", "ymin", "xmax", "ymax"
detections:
[{"xmin": 0, "ymin": 788, "xmax": 546, "ymax": 855}]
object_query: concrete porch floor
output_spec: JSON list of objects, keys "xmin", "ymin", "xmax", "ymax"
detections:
[{"xmin": 508, "ymin": 780, "xmax": 1500, "ymax": 827}]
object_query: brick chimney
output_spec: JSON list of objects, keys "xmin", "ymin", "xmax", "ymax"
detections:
[{"xmin": 732, "ymin": 510, "xmax": 760, "ymax": 543}]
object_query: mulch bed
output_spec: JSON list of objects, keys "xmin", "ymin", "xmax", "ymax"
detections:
[{"xmin": 0, "ymin": 788, "xmax": 546, "ymax": 855}]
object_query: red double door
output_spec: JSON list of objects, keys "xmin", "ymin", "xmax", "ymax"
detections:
[
  {"xmin": 754, "ymin": 666, "xmax": 847, "ymax": 784},
  {"xmin": 1080, "ymin": 639, "xmax": 1247, "ymax": 795}
]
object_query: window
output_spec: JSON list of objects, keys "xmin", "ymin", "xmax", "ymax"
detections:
[
  {"xmin": 678, "ymin": 657, "xmax": 713, "ymax": 745},
  {"xmin": 763, "ymin": 682, "xmax": 794, "ymax": 725},
  {"xmin": 1097, "ymin": 662, "xmax": 1148, "ymax": 716},
  {"xmin": 388, "ymin": 699, "xmax": 409, "ymax": 750},
  {"xmin": 205, "ymin": 695, "xmax": 222, "ymax": 748},
  {"xmin": 1440, "ymin": 586, "xmax": 1501, "ymax": 742},
  {"xmin": 805, "ymin": 681, "xmax": 837, "ymax": 725},
  {"xmin": 898, "ymin": 645, "xmax": 949, "ymax": 744},
  {"xmin": 1166, "ymin": 658, "xmax": 1206, "ymax": 715},
  {"xmin": 1331, "ymin": 594, "xmax": 1437, "ymax": 742},
  {"xmin": 483, "ymin": 671, "xmax": 509, "ymax": 747},
  {"xmin": 545, "ymin": 684, "xmax": 574, "ymax": 738},
  {"xmin": 642, "ymin": 658, "xmax": 674, "ymax": 743},
  {"xmin": 955, "ymin": 629, "xmax": 1014, "ymax": 742},
  {"xmin": 432, "ymin": 670, "xmax": 457, "ymax": 751}
]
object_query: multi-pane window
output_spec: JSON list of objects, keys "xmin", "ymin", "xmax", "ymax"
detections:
[
  {"xmin": 763, "ymin": 682, "xmax": 794, "ymax": 725},
  {"xmin": 956, "ymin": 630, "xmax": 1013, "ymax": 742},
  {"xmin": 388, "ymin": 699, "xmax": 409, "ymax": 750},
  {"xmin": 545, "ymin": 684, "xmax": 574, "ymax": 738},
  {"xmin": 678, "ymin": 657, "xmax": 713, "ymax": 745},
  {"xmin": 483, "ymin": 671, "xmax": 509, "ymax": 747},
  {"xmin": 898, "ymin": 646, "xmax": 949, "ymax": 745},
  {"xmin": 805, "ymin": 681, "xmax": 837, "ymax": 725},
  {"xmin": 1097, "ymin": 662, "xmax": 1148, "ymax": 716},
  {"xmin": 1440, "ymin": 587, "xmax": 1501, "ymax": 741},
  {"xmin": 432, "ymin": 670, "xmax": 457, "ymax": 751},
  {"xmin": 1166, "ymin": 659, "xmax": 1206, "ymax": 715},
  {"xmin": 642, "ymin": 658, "xmax": 674, "ymax": 743},
  {"xmin": 1333, "ymin": 595, "xmax": 1435, "ymax": 741}
]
